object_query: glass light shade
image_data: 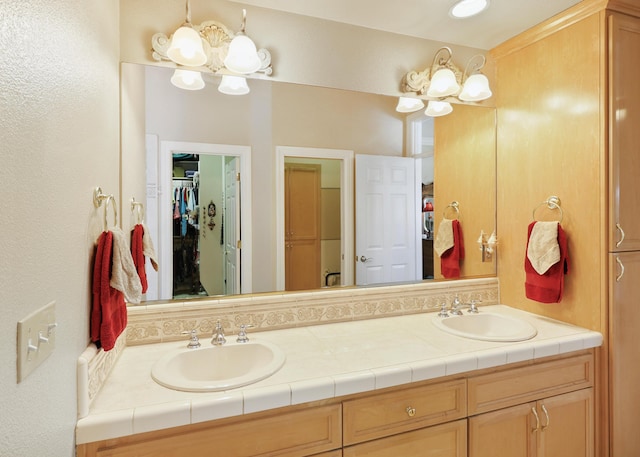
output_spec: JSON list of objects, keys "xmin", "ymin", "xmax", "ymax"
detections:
[
  {"xmin": 223, "ymin": 34, "xmax": 261, "ymax": 74},
  {"xmin": 167, "ymin": 26, "xmax": 207, "ymax": 67},
  {"xmin": 425, "ymin": 101, "xmax": 453, "ymax": 117},
  {"xmin": 218, "ymin": 75, "xmax": 250, "ymax": 95},
  {"xmin": 458, "ymin": 73, "xmax": 492, "ymax": 101},
  {"xmin": 426, "ymin": 68, "xmax": 460, "ymax": 98},
  {"xmin": 170, "ymin": 69, "xmax": 205, "ymax": 91},
  {"xmin": 395, "ymin": 97, "xmax": 425, "ymax": 113},
  {"xmin": 450, "ymin": 0, "xmax": 489, "ymax": 18}
]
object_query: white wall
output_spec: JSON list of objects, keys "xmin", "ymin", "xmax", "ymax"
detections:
[{"xmin": 0, "ymin": 1, "xmax": 120, "ymax": 456}]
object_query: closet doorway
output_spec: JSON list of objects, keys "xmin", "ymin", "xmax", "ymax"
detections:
[{"xmin": 147, "ymin": 140, "xmax": 252, "ymax": 301}]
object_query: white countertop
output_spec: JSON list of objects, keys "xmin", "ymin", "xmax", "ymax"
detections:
[{"xmin": 76, "ymin": 305, "xmax": 602, "ymax": 444}]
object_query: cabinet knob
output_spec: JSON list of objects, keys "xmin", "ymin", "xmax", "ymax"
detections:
[{"xmin": 406, "ymin": 406, "xmax": 416, "ymax": 417}]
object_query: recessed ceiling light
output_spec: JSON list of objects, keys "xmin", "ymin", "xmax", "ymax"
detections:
[{"xmin": 450, "ymin": 0, "xmax": 489, "ymax": 19}]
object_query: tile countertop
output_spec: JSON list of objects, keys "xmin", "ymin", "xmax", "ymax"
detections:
[{"xmin": 76, "ymin": 305, "xmax": 603, "ymax": 444}]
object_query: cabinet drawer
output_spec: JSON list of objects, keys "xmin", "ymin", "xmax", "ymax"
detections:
[
  {"xmin": 343, "ymin": 379, "xmax": 467, "ymax": 445},
  {"xmin": 343, "ymin": 418, "xmax": 467, "ymax": 457},
  {"xmin": 88, "ymin": 404, "xmax": 342, "ymax": 457},
  {"xmin": 468, "ymin": 352, "xmax": 594, "ymax": 415}
]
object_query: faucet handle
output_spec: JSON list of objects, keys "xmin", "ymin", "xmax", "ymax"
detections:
[
  {"xmin": 437, "ymin": 303, "xmax": 449, "ymax": 318},
  {"xmin": 468, "ymin": 300, "xmax": 481, "ymax": 313},
  {"xmin": 181, "ymin": 329, "xmax": 201, "ymax": 349},
  {"xmin": 236, "ymin": 324, "xmax": 254, "ymax": 343}
]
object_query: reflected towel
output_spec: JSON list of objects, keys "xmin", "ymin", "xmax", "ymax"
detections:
[
  {"xmin": 526, "ymin": 221, "xmax": 560, "ymax": 274},
  {"xmin": 142, "ymin": 223, "xmax": 159, "ymax": 272},
  {"xmin": 441, "ymin": 220, "xmax": 465, "ymax": 278},
  {"xmin": 131, "ymin": 224, "xmax": 148, "ymax": 294},
  {"xmin": 524, "ymin": 222, "xmax": 570, "ymax": 303},
  {"xmin": 434, "ymin": 218, "xmax": 455, "ymax": 256}
]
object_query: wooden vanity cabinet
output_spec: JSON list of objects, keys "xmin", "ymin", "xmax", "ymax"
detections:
[{"xmin": 467, "ymin": 353, "xmax": 594, "ymax": 457}]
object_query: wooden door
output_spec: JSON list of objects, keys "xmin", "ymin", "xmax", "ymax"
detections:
[
  {"xmin": 609, "ymin": 14, "xmax": 640, "ymax": 252},
  {"xmin": 610, "ymin": 251, "xmax": 640, "ymax": 456},
  {"xmin": 285, "ymin": 163, "xmax": 321, "ymax": 291},
  {"xmin": 537, "ymin": 389, "xmax": 593, "ymax": 457},
  {"xmin": 468, "ymin": 402, "xmax": 536, "ymax": 457}
]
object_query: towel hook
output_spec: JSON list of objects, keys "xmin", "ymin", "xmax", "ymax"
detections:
[
  {"xmin": 131, "ymin": 197, "xmax": 145, "ymax": 224},
  {"xmin": 533, "ymin": 196, "xmax": 563, "ymax": 223},
  {"xmin": 443, "ymin": 201, "xmax": 460, "ymax": 220},
  {"xmin": 93, "ymin": 187, "xmax": 118, "ymax": 229}
]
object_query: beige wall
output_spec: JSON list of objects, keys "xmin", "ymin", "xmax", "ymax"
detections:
[
  {"xmin": 0, "ymin": 1, "xmax": 120, "ymax": 456},
  {"xmin": 493, "ymin": 11, "xmax": 604, "ymax": 332}
]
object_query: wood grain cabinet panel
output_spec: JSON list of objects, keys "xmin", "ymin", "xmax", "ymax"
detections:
[
  {"xmin": 343, "ymin": 419, "xmax": 467, "ymax": 457},
  {"xmin": 343, "ymin": 379, "xmax": 467, "ymax": 445}
]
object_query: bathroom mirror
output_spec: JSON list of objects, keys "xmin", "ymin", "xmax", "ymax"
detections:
[{"xmin": 122, "ymin": 63, "xmax": 496, "ymax": 304}]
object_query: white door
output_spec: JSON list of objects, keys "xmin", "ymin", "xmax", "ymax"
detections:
[
  {"xmin": 224, "ymin": 157, "xmax": 241, "ymax": 295},
  {"xmin": 355, "ymin": 154, "xmax": 419, "ymax": 285}
]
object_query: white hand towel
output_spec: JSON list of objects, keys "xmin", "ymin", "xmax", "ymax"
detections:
[
  {"xmin": 141, "ymin": 223, "xmax": 159, "ymax": 271},
  {"xmin": 434, "ymin": 218, "xmax": 455, "ymax": 256},
  {"xmin": 526, "ymin": 221, "xmax": 561, "ymax": 275},
  {"xmin": 110, "ymin": 227, "xmax": 143, "ymax": 304}
]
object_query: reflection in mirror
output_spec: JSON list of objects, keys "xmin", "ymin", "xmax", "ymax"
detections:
[{"xmin": 128, "ymin": 63, "xmax": 496, "ymax": 305}]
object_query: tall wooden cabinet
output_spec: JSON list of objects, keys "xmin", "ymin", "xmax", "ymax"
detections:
[{"xmin": 608, "ymin": 11, "xmax": 640, "ymax": 457}]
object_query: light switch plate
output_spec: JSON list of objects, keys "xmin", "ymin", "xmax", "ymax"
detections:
[{"xmin": 17, "ymin": 301, "xmax": 57, "ymax": 383}]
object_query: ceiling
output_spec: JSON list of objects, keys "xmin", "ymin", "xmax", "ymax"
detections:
[{"xmin": 229, "ymin": 0, "xmax": 583, "ymax": 50}]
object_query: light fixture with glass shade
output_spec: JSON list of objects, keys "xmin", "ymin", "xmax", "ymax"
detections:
[
  {"xmin": 398, "ymin": 46, "xmax": 492, "ymax": 116},
  {"xmin": 218, "ymin": 74, "xmax": 250, "ymax": 95},
  {"xmin": 425, "ymin": 101, "xmax": 453, "ymax": 117},
  {"xmin": 171, "ymin": 69, "xmax": 205, "ymax": 90},
  {"xmin": 450, "ymin": 0, "xmax": 489, "ymax": 19},
  {"xmin": 151, "ymin": 0, "xmax": 273, "ymax": 91},
  {"xmin": 395, "ymin": 97, "xmax": 425, "ymax": 113}
]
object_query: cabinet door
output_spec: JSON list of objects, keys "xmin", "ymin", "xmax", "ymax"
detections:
[
  {"xmin": 469, "ymin": 402, "xmax": 536, "ymax": 457},
  {"xmin": 609, "ymin": 13, "xmax": 640, "ymax": 252},
  {"xmin": 537, "ymin": 389, "xmax": 593, "ymax": 457},
  {"xmin": 343, "ymin": 419, "xmax": 466, "ymax": 457},
  {"xmin": 610, "ymin": 251, "xmax": 640, "ymax": 455}
]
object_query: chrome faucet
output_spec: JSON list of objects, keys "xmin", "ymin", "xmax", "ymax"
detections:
[
  {"xmin": 450, "ymin": 297, "xmax": 481, "ymax": 315},
  {"xmin": 181, "ymin": 329, "xmax": 201, "ymax": 349},
  {"xmin": 211, "ymin": 320, "xmax": 226, "ymax": 346}
]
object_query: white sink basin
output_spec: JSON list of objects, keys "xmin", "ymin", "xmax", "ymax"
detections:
[
  {"xmin": 151, "ymin": 340, "xmax": 286, "ymax": 392},
  {"xmin": 432, "ymin": 312, "xmax": 538, "ymax": 342}
]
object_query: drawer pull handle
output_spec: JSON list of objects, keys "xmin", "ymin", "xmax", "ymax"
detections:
[
  {"xmin": 541, "ymin": 404, "xmax": 550, "ymax": 431},
  {"xmin": 616, "ymin": 223, "xmax": 625, "ymax": 248},
  {"xmin": 406, "ymin": 406, "xmax": 416, "ymax": 417},
  {"xmin": 531, "ymin": 407, "xmax": 540, "ymax": 433},
  {"xmin": 616, "ymin": 256, "xmax": 625, "ymax": 282}
]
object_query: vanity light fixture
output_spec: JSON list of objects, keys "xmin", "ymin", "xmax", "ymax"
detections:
[
  {"xmin": 171, "ymin": 68, "xmax": 205, "ymax": 91},
  {"xmin": 450, "ymin": 0, "xmax": 490, "ymax": 19},
  {"xmin": 151, "ymin": 0, "xmax": 272, "ymax": 92},
  {"xmin": 399, "ymin": 46, "xmax": 492, "ymax": 116},
  {"xmin": 218, "ymin": 74, "xmax": 250, "ymax": 95}
]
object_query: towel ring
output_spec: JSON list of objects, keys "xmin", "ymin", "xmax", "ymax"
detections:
[
  {"xmin": 533, "ymin": 196, "xmax": 563, "ymax": 223},
  {"xmin": 443, "ymin": 201, "xmax": 460, "ymax": 220},
  {"xmin": 93, "ymin": 187, "xmax": 118, "ymax": 230},
  {"xmin": 131, "ymin": 198, "xmax": 144, "ymax": 224}
]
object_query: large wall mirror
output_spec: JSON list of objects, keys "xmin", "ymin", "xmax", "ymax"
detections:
[{"xmin": 122, "ymin": 63, "xmax": 496, "ymax": 305}]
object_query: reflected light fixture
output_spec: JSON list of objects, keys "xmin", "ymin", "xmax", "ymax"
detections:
[
  {"xmin": 399, "ymin": 46, "xmax": 492, "ymax": 116},
  {"xmin": 171, "ymin": 69, "xmax": 205, "ymax": 90},
  {"xmin": 395, "ymin": 97, "xmax": 425, "ymax": 113},
  {"xmin": 166, "ymin": 1, "xmax": 207, "ymax": 66},
  {"xmin": 218, "ymin": 74, "xmax": 250, "ymax": 95},
  {"xmin": 450, "ymin": 0, "xmax": 489, "ymax": 19},
  {"xmin": 425, "ymin": 101, "xmax": 453, "ymax": 117}
]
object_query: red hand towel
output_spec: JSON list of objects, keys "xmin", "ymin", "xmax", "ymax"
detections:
[
  {"xmin": 91, "ymin": 231, "xmax": 128, "ymax": 351},
  {"xmin": 524, "ymin": 222, "xmax": 570, "ymax": 303},
  {"xmin": 441, "ymin": 220, "xmax": 465, "ymax": 278},
  {"xmin": 131, "ymin": 224, "xmax": 148, "ymax": 293}
]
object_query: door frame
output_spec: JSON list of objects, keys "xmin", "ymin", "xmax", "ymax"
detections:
[
  {"xmin": 275, "ymin": 146, "xmax": 354, "ymax": 291},
  {"xmin": 155, "ymin": 140, "xmax": 252, "ymax": 299}
]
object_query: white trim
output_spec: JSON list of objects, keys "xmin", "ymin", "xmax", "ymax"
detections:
[
  {"xmin": 275, "ymin": 146, "xmax": 354, "ymax": 291},
  {"xmin": 158, "ymin": 141, "xmax": 252, "ymax": 299}
]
